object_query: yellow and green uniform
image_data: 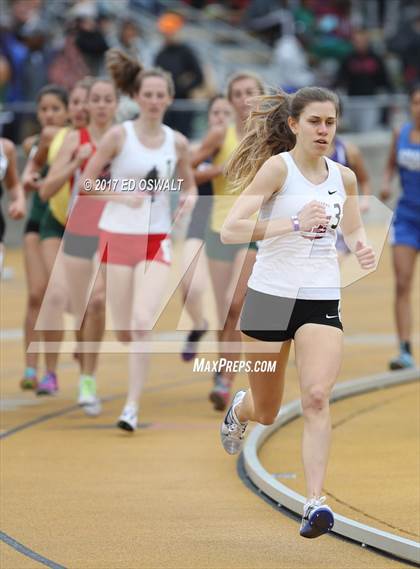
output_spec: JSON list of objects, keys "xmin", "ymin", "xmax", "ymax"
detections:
[
  {"xmin": 48, "ymin": 127, "xmax": 71, "ymax": 226},
  {"xmin": 206, "ymin": 124, "xmax": 257, "ymax": 261},
  {"xmin": 39, "ymin": 127, "xmax": 70, "ymax": 240},
  {"xmin": 210, "ymin": 124, "xmax": 238, "ymax": 233}
]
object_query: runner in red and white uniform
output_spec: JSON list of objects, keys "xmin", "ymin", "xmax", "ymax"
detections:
[
  {"xmin": 42, "ymin": 78, "xmax": 118, "ymax": 413},
  {"xmin": 80, "ymin": 49, "xmax": 196, "ymax": 432}
]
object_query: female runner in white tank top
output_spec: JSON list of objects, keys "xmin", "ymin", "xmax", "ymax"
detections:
[
  {"xmin": 219, "ymin": 87, "xmax": 376, "ymax": 539},
  {"xmin": 80, "ymin": 49, "xmax": 196, "ymax": 432}
]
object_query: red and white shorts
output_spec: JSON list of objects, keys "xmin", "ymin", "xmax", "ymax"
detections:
[{"xmin": 99, "ymin": 231, "xmax": 171, "ymax": 267}]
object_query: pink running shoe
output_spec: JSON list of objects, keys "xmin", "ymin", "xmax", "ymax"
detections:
[
  {"xmin": 209, "ymin": 373, "xmax": 231, "ymax": 411},
  {"xmin": 36, "ymin": 372, "xmax": 58, "ymax": 396}
]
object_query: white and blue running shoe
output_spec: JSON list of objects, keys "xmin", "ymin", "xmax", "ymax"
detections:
[
  {"xmin": 389, "ymin": 351, "xmax": 415, "ymax": 370},
  {"xmin": 220, "ymin": 390, "xmax": 248, "ymax": 455},
  {"xmin": 300, "ymin": 497, "xmax": 334, "ymax": 539}
]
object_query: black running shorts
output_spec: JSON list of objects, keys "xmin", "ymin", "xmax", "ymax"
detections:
[{"xmin": 240, "ymin": 287, "xmax": 343, "ymax": 342}]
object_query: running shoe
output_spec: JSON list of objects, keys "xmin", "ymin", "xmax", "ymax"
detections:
[
  {"xmin": 36, "ymin": 372, "xmax": 58, "ymax": 396},
  {"xmin": 209, "ymin": 372, "xmax": 231, "ymax": 411},
  {"xmin": 78, "ymin": 376, "xmax": 101, "ymax": 416},
  {"xmin": 220, "ymin": 390, "xmax": 248, "ymax": 455},
  {"xmin": 181, "ymin": 319, "xmax": 208, "ymax": 362},
  {"xmin": 20, "ymin": 368, "xmax": 38, "ymax": 390},
  {"xmin": 300, "ymin": 496, "xmax": 334, "ymax": 538},
  {"xmin": 389, "ymin": 351, "xmax": 415, "ymax": 370},
  {"xmin": 117, "ymin": 403, "xmax": 138, "ymax": 432}
]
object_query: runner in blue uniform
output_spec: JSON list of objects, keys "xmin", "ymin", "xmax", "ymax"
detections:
[{"xmin": 381, "ymin": 84, "xmax": 420, "ymax": 369}]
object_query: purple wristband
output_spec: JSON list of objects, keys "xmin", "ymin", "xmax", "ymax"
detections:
[{"xmin": 291, "ymin": 215, "xmax": 300, "ymax": 232}]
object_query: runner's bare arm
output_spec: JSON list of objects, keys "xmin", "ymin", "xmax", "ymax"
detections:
[
  {"xmin": 78, "ymin": 125, "xmax": 124, "ymax": 196},
  {"xmin": 3, "ymin": 140, "xmax": 25, "ymax": 219},
  {"xmin": 339, "ymin": 164, "xmax": 375, "ymax": 269},
  {"xmin": 221, "ymin": 155, "xmax": 289, "ymax": 243},
  {"xmin": 380, "ymin": 128, "xmax": 398, "ymax": 201},
  {"xmin": 190, "ymin": 126, "xmax": 225, "ymax": 168},
  {"xmin": 40, "ymin": 130, "xmax": 81, "ymax": 200},
  {"xmin": 346, "ymin": 142, "xmax": 371, "ymax": 197},
  {"xmin": 174, "ymin": 133, "xmax": 197, "ymax": 217},
  {"xmin": 32, "ymin": 126, "xmax": 60, "ymax": 169},
  {"xmin": 194, "ymin": 163, "xmax": 224, "ymax": 185}
]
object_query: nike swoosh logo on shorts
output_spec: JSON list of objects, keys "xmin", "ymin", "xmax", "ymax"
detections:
[
  {"xmin": 326, "ymin": 314, "xmax": 339, "ymax": 319},
  {"xmin": 328, "ymin": 190, "xmax": 337, "ymax": 195}
]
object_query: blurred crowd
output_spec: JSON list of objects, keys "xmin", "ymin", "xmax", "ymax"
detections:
[{"xmin": 1, "ymin": 0, "xmax": 420, "ymax": 141}]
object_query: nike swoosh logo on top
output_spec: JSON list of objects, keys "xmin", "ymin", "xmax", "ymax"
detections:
[
  {"xmin": 326, "ymin": 314, "xmax": 339, "ymax": 319},
  {"xmin": 328, "ymin": 190, "xmax": 337, "ymax": 195}
]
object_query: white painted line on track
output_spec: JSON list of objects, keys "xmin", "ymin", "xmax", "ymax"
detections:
[{"xmin": 2, "ymin": 327, "xmax": 419, "ymax": 348}]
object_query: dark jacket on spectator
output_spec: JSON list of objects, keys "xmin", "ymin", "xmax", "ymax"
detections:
[
  {"xmin": 154, "ymin": 43, "xmax": 203, "ymax": 99},
  {"xmin": 75, "ymin": 28, "xmax": 108, "ymax": 75},
  {"xmin": 335, "ymin": 49, "xmax": 392, "ymax": 96}
]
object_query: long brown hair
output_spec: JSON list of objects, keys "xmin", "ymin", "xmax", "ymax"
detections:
[
  {"xmin": 226, "ymin": 86, "xmax": 339, "ymax": 192},
  {"xmin": 105, "ymin": 48, "xmax": 175, "ymax": 98}
]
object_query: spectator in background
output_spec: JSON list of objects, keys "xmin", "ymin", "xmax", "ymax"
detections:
[
  {"xmin": 293, "ymin": 0, "xmax": 316, "ymax": 50},
  {"xmin": 128, "ymin": 0, "xmax": 161, "ymax": 14},
  {"xmin": 273, "ymin": 32, "xmax": 315, "ymax": 91},
  {"xmin": 114, "ymin": 18, "xmax": 157, "ymax": 122},
  {"xmin": 9, "ymin": 0, "xmax": 43, "ymax": 38},
  {"xmin": 70, "ymin": 2, "xmax": 109, "ymax": 76},
  {"xmin": 0, "ymin": 52, "xmax": 11, "ymax": 104},
  {"xmin": 0, "ymin": 17, "xmax": 29, "ymax": 141},
  {"xmin": 20, "ymin": 18, "xmax": 54, "ymax": 103},
  {"xmin": 0, "ymin": 20, "xmax": 27, "ymax": 105},
  {"xmin": 388, "ymin": 11, "xmax": 420, "ymax": 89},
  {"xmin": 242, "ymin": 0, "xmax": 290, "ymax": 46},
  {"xmin": 335, "ymin": 28, "xmax": 393, "ymax": 131},
  {"xmin": 118, "ymin": 18, "xmax": 154, "ymax": 68},
  {"xmin": 154, "ymin": 12, "xmax": 204, "ymax": 138},
  {"xmin": 48, "ymin": 30, "xmax": 90, "ymax": 92},
  {"xmin": 295, "ymin": 0, "xmax": 352, "ymax": 61}
]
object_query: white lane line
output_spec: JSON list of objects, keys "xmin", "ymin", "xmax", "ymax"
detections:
[
  {"xmin": 2, "ymin": 328, "xmax": 419, "ymax": 346},
  {"xmin": 0, "ymin": 398, "xmax": 44, "ymax": 411}
]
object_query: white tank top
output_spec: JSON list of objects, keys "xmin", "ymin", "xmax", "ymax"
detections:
[
  {"xmin": 248, "ymin": 152, "xmax": 347, "ymax": 300},
  {"xmin": 99, "ymin": 121, "xmax": 177, "ymax": 234}
]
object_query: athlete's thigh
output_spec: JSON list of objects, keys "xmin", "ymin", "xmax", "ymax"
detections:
[
  {"xmin": 294, "ymin": 323, "xmax": 343, "ymax": 395},
  {"xmin": 181, "ymin": 237, "xmax": 207, "ymax": 292},
  {"xmin": 24, "ymin": 233, "xmax": 48, "ymax": 294},
  {"xmin": 229, "ymin": 247, "xmax": 257, "ymax": 314},
  {"xmin": 41, "ymin": 237, "xmax": 62, "ymax": 274},
  {"xmin": 89, "ymin": 259, "xmax": 105, "ymax": 304},
  {"xmin": 42, "ymin": 241, "xmax": 68, "ymax": 296},
  {"xmin": 242, "ymin": 332, "xmax": 291, "ymax": 414},
  {"xmin": 41, "ymin": 239, "xmax": 69, "ymax": 303},
  {"xmin": 392, "ymin": 245, "xmax": 417, "ymax": 283},
  {"xmin": 104, "ymin": 263, "xmax": 133, "ymax": 331},
  {"xmin": 132, "ymin": 260, "xmax": 171, "ymax": 329},
  {"xmin": 208, "ymin": 258, "xmax": 235, "ymax": 325},
  {"xmin": 62, "ymin": 255, "xmax": 94, "ymax": 319}
]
